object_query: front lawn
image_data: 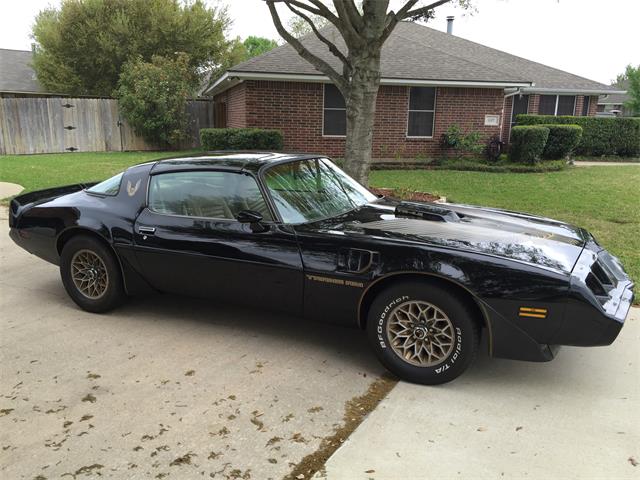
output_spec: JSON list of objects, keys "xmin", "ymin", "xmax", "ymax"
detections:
[
  {"xmin": 371, "ymin": 166, "xmax": 640, "ymax": 285},
  {"xmin": 1, "ymin": 151, "xmax": 637, "ymax": 285},
  {"xmin": 0, "ymin": 151, "xmax": 193, "ymax": 193}
]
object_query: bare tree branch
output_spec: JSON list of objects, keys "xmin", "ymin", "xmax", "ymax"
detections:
[
  {"xmin": 269, "ymin": 0, "xmax": 350, "ymax": 41},
  {"xmin": 401, "ymin": 0, "xmax": 453, "ymax": 20},
  {"xmin": 332, "ymin": 0, "xmax": 361, "ymax": 41},
  {"xmin": 268, "ymin": 0, "xmax": 323, "ymax": 16},
  {"xmin": 343, "ymin": 0, "xmax": 364, "ymax": 32},
  {"xmin": 381, "ymin": 0, "xmax": 452, "ymax": 43},
  {"xmin": 284, "ymin": 2, "xmax": 350, "ymax": 70},
  {"xmin": 390, "ymin": 0, "xmax": 419, "ymax": 22},
  {"xmin": 265, "ymin": 1, "xmax": 347, "ymax": 91},
  {"xmin": 304, "ymin": 0, "xmax": 341, "ymax": 25}
]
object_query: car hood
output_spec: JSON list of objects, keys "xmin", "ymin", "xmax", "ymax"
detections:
[{"xmin": 297, "ymin": 199, "xmax": 588, "ymax": 275}]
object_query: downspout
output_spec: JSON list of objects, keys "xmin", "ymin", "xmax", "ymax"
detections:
[
  {"xmin": 504, "ymin": 87, "xmax": 523, "ymax": 98},
  {"xmin": 501, "ymin": 88, "xmax": 524, "ymax": 143}
]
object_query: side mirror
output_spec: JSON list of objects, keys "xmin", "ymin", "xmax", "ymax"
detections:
[
  {"xmin": 236, "ymin": 210, "xmax": 263, "ymax": 224},
  {"xmin": 236, "ymin": 210, "xmax": 267, "ymax": 232}
]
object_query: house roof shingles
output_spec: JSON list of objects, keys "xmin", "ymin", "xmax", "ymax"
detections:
[
  {"xmin": 0, "ymin": 48, "xmax": 44, "ymax": 94},
  {"xmin": 218, "ymin": 22, "xmax": 618, "ymax": 94}
]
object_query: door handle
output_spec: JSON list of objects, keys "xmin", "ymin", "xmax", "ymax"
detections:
[{"xmin": 138, "ymin": 226, "xmax": 156, "ymax": 234}]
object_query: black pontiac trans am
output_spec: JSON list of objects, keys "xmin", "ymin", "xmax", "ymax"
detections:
[{"xmin": 8, "ymin": 153, "xmax": 634, "ymax": 384}]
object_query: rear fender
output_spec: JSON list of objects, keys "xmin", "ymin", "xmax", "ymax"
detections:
[{"xmin": 9, "ymin": 183, "xmax": 94, "ymax": 228}]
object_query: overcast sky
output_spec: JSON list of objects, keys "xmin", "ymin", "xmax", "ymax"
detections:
[{"xmin": 1, "ymin": 0, "xmax": 637, "ymax": 85}]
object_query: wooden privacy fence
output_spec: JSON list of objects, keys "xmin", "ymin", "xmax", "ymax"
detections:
[{"xmin": 0, "ymin": 97, "xmax": 214, "ymax": 155}]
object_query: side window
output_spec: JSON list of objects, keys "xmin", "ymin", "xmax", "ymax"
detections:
[
  {"xmin": 148, "ymin": 171, "xmax": 272, "ymax": 221},
  {"xmin": 539, "ymin": 95, "xmax": 576, "ymax": 116},
  {"xmin": 539, "ymin": 95, "xmax": 557, "ymax": 115},
  {"xmin": 323, "ymin": 84, "xmax": 346, "ymax": 136},
  {"xmin": 407, "ymin": 87, "xmax": 436, "ymax": 137}
]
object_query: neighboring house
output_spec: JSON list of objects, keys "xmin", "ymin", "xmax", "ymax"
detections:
[
  {"xmin": 598, "ymin": 80, "xmax": 632, "ymax": 116},
  {"xmin": 0, "ymin": 48, "xmax": 65, "ymax": 97},
  {"xmin": 206, "ymin": 21, "xmax": 624, "ymax": 159}
]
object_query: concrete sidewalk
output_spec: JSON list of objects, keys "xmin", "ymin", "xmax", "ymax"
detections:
[
  {"xmin": 574, "ymin": 161, "xmax": 639, "ymax": 167},
  {"xmin": 318, "ymin": 309, "xmax": 639, "ymax": 480},
  {"xmin": 0, "ymin": 182, "xmax": 23, "ymax": 198}
]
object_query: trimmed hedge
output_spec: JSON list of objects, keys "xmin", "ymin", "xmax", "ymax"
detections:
[
  {"xmin": 516, "ymin": 115, "xmax": 640, "ymax": 156},
  {"xmin": 509, "ymin": 126, "xmax": 550, "ymax": 164},
  {"xmin": 541, "ymin": 124, "xmax": 583, "ymax": 159},
  {"xmin": 200, "ymin": 128, "xmax": 284, "ymax": 150},
  {"xmin": 369, "ymin": 159, "xmax": 567, "ymax": 172}
]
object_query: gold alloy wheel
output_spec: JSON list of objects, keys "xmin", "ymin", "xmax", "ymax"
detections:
[
  {"xmin": 70, "ymin": 249, "xmax": 109, "ymax": 300},
  {"xmin": 386, "ymin": 300, "xmax": 455, "ymax": 367}
]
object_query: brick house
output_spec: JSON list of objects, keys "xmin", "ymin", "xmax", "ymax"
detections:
[{"xmin": 206, "ymin": 22, "xmax": 624, "ymax": 160}]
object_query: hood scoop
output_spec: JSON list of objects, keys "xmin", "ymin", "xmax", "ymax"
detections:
[{"xmin": 395, "ymin": 202, "xmax": 461, "ymax": 223}]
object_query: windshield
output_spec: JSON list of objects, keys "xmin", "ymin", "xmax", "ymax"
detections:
[
  {"xmin": 86, "ymin": 172, "xmax": 123, "ymax": 196},
  {"xmin": 263, "ymin": 158, "xmax": 376, "ymax": 224}
]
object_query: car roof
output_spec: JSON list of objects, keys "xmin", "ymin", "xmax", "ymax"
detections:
[{"xmin": 148, "ymin": 151, "xmax": 324, "ymax": 175}]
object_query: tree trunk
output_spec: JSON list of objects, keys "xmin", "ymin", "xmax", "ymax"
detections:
[{"xmin": 343, "ymin": 53, "xmax": 381, "ymax": 186}]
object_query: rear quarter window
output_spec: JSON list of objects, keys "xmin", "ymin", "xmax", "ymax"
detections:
[{"xmin": 86, "ymin": 172, "xmax": 124, "ymax": 196}]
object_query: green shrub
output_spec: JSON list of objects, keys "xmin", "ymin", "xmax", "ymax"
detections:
[
  {"xmin": 509, "ymin": 126, "xmax": 550, "ymax": 164},
  {"xmin": 540, "ymin": 124, "xmax": 583, "ymax": 159},
  {"xmin": 441, "ymin": 125, "xmax": 484, "ymax": 157},
  {"xmin": 116, "ymin": 53, "xmax": 200, "ymax": 147},
  {"xmin": 200, "ymin": 128, "xmax": 283, "ymax": 150},
  {"xmin": 516, "ymin": 115, "xmax": 640, "ymax": 156}
]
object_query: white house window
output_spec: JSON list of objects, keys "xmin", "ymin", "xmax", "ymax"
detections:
[
  {"xmin": 323, "ymin": 84, "xmax": 346, "ymax": 136},
  {"xmin": 539, "ymin": 95, "xmax": 576, "ymax": 116},
  {"xmin": 407, "ymin": 87, "xmax": 436, "ymax": 137}
]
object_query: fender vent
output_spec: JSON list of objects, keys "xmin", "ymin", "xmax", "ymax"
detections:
[{"xmin": 337, "ymin": 248, "xmax": 379, "ymax": 274}]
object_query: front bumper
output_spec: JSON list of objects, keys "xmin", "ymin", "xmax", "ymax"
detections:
[{"xmin": 554, "ymin": 248, "xmax": 634, "ymax": 347}]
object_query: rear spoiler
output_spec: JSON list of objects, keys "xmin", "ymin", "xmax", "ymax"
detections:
[{"xmin": 9, "ymin": 183, "xmax": 94, "ymax": 228}]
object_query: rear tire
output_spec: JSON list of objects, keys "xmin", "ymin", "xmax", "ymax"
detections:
[
  {"xmin": 366, "ymin": 281, "xmax": 480, "ymax": 385},
  {"xmin": 60, "ymin": 235, "xmax": 126, "ymax": 313}
]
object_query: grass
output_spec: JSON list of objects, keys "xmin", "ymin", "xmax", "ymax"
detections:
[
  {"xmin": 370, "ymin": 166, "xmax": 640, "ymax": 285},
  {"xmin": 1, "ymin": 151, "xmax": 638, "ymax": 284},
  {"xmin": 0, "ymin": 151, "xmax": 194, "ymax": 194}
]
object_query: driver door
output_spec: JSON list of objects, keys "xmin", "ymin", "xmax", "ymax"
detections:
[{"xmin": 133, "ymin": 169, "xmax": 303, "ymax": 315}]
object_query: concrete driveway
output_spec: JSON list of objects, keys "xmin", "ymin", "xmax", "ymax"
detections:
[
  {"xmin": 318, "ymin": 310, "xmax": 640, "ymax": 480},
  {"xmin": 2, "ymin": 206, "xmax": 638, "ymax": 480},
  {"xmin": 0, "ymin": 209, "xmax": 387, "ymax": 479}
]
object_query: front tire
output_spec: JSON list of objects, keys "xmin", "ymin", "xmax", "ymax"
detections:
[
  {"xmin": 367, "ymin": 281, "xmax": 480, "ymax": 385},
  {"xmin": 60, "ymin": 235, "xmax": 126, "ymax": 313}
]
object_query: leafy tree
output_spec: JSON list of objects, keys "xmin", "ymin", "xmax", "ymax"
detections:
[
  {"xmin": 266, "ymin": 0, "xmax": 472, "ymax": 184},
  {"xmin": 614, "ymin": 65, "xmax": 640, "ymax": 116},
  {"xmin": 115, "ymin": 53, "xmax": 200, "ymax": 147},
  {"xmin": 287, "ymin": 12, "xmax": 328, "ymax": 37},
  {"xmin": 216, "ymin": 37, "xmax": 249, "ymax": 74},
  {"xmin": 243, "ymin": 36, "xmax": 279, "ymax": 58},
  {"xmin": 32, "ymin": 0, "xmax": 233, "ymax": 96}
]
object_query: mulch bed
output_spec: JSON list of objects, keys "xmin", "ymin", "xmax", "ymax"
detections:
[{"xmin": 369, "ymin": 187, "xmax": 440, "ymax": 203}]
